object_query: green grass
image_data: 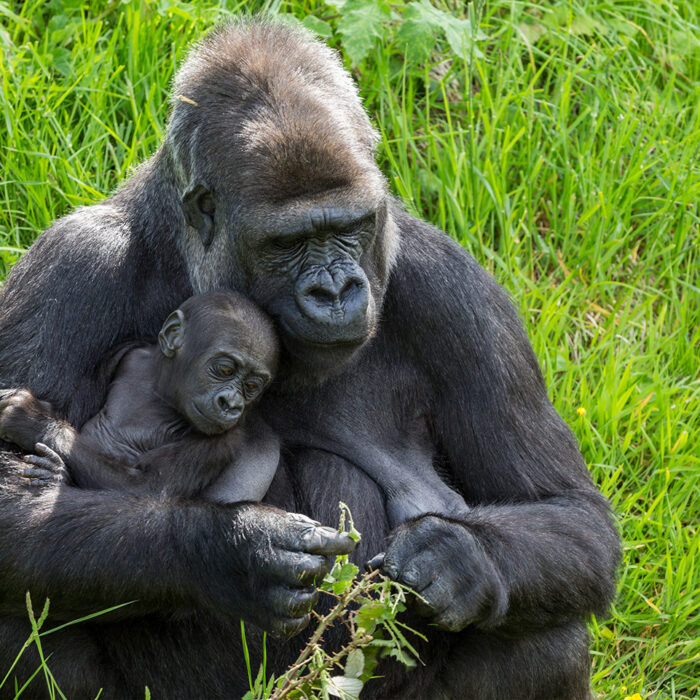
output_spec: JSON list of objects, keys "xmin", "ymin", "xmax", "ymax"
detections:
[{"xmin": 1, "ymin": 1, "xmax": 698, "ymax": 697}]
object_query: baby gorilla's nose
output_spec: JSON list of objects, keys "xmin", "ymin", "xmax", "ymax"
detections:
[{"xmin": 217, "ymin": 390, "xmax": 244, "ymax": 418}]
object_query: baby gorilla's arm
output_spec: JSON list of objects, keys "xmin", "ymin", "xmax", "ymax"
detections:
[
  {"xmin": 133, "ymin": 426, "xmax": 246, "ymax": 499},
  {"xmin": 204, "ymin": 416, "xmax": 280, "ymax": 504},
  {"xmin": 0, "ymin": 388, "xmax": 141, "ymax": 491}
]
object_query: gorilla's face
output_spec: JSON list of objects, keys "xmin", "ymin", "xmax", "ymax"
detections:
[
  {"xmin": 157, "ymin": 293, "xmax": 278, "ymax": 434},
  {"xmin": 183, "ymin": 184, "xmax": 395, "ymax": 373},
  {"xmin": 240, "ymin": 202, "xmax": 385, "ymax": 370},
  {"xmin": 172, "ymin": 27, "xmax": 397, "ymax": 374}
]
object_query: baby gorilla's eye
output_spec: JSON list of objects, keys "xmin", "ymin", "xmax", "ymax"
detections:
[
  {"xmin": 244, "ymin": 379, "xmax": 263, "ymax": 397},
  {"xmin": 216, "ymin": 364, "xmax": 234, "ymax": 377}
]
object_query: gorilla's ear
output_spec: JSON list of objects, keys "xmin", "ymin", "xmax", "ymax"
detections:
[
  {"xmin": 182, "ymin": 183, "xmax": 216, "ymax": 247},
  {"xmin": 158, "ymin": 310, "xmax": 186, "ymax": 358}
]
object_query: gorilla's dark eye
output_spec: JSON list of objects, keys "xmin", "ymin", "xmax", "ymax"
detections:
[
  {"xmin": 215, "ymin": 363, "xmax": 235, "ymax": 378},
  {"xmin": 244, "ymin": 379, "xmax": 263, "ymax": 397},
  {"xmin": 271, "ymin": 237, "xmax": 303, "ymax": 254}
]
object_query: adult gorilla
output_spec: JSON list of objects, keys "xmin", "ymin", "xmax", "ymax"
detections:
[{"xmin": 0, "ymin": 20, "xmax": 619, "ymax": 700}]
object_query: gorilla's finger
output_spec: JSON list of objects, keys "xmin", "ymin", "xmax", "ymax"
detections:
[
  {"xmin": 410, "ymin": 590, "xmax": 437, "ymax": 618},
  {"xmin": 20, "ymin": 466, "xmax": 55, "ymax": 480},
  {"xmin": 396, "ymin": 563, "xmax": 434, "ymax": 593},
  {"xmin": 300, "ymin": 527, "xmax": 356, "ymax": 556},
  {"xmin": 34, "ymin": 443, "xmax": 63, "ymax": 464},
  {"xmin": 432, "ymin": 606, "xmax": 468, "ymax": 633},
  {"xmin": 268, "ymin": 614, "xmax": 311, "ymax": 638},
  {"xmin": 365, "ymin": 552, "xmax": 385, "ymax": 572},
  {"xmin": 268, "ymin": 585, "xmax": 318, "ymax": 621},
  {"xmin": 268, "ymin": 551, "xmax": 330, "ymax": 586},
  {"xmin": 411, "ymin": 578, "xmax": 452, "ymax": 619},
  {"xmin": 273, "ymin": 513, "xmax": 349, "ymax": 554},
  {"xmin": 282, "ymin": 586, "xmax": 319, "ymax": 618},
  {"xmin": 24, "ymin": 455, "xmax": 59, "ymax": 473}
]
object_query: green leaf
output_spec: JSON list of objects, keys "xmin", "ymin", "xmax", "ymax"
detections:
[
  {"xmin": 333, "ymin": 578, "xmax": 352, "ymax": 594},
  {"xmin": 344, "ymin": 649, "xmax": 364, "ymax": 678},
  {"xmin": 337, "ymin": 0, "xmax": 390, "ymax": 65},
  {"xmin": 327, "ymin": 676, "xmax": 363, "ymax": 698},
  {"xmin": 302, "ymin": 15, "xmax": 333, "ymax": 39},
  {"xmin": 395, "ymin": 3, "xmax": 436, "ymax": 63},
  {"xmin": 398, "ymin": 0, "xmax": 484, "ymax": 63},
  {"xmin": 51, "ymin": 47, "xmax": 72, "ymax": 77},
  {"xmin": 442, "ymin": 17, "xmax": 483, "ymax": 61},
  {"xmin": 338, "ymin": 562, "xmax": 359, "ymax": 581}
]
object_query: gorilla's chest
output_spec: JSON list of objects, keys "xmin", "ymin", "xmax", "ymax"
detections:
[
  {"xmin": 82, "ymin": 376, "xmax": 186, "ymax": 462},
  {"xmin": 262, "ymin": 345, "xmax": 437, "ymax": 511}
]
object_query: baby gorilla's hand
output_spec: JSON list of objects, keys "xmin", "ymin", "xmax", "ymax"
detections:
[
  {"xmin": 20, "ymin": 443, "xmax": 71, "ymax": 488},
  {"xmin": 0, "ymin": 389, "xmax": 56, "ymax": 452}
]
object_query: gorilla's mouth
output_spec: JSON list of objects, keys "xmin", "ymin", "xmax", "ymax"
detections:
[
  {"xmin": 280, "ymin": 295, "xmax": 377, "ymax": 347},
  {"xmin": 190, "ymin": 402, "xmax": 236, "ymax": 435},
  {"xmin": 281, "ymin": 324, "xmax": 371, "ymax": 356}
]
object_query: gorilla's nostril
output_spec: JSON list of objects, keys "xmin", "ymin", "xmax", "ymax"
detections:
[
  {"xmin": 339, "ymin": 279, "xmax": 362, "ymax": 304},
  {"xmin": 307, "ymin": 286, "xmax": 337, "ymax": 305}
]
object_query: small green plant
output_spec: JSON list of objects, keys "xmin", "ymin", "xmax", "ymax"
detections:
[
  {"xmin": 242, "ymin": 503, "xmax": 424, "ymax": 699},
  {"xmin": 1, "ymin": 593, "xmax": 133, "ymax": 699},
  {"xmin": 298, "ymin": 0, "xmax": 486, "ymax": 68}
]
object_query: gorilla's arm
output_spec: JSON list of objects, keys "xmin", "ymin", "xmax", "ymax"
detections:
[
  {"xmin": 379, "ymin": 214, "xmax": 620, "ymax": 632},
  {"xmin": 0, "ymin": 477, "xmax": 352, "ymax": 631},
  {"xmin": 0, "ymin": 200, "xmax": 353, "ymax": 630},
  {"xmin": 0, "ymin": 388, "xmax": 147, "ymax": 491}
]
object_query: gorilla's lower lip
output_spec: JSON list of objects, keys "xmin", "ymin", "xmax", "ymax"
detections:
[
  {"xmin": 192, "ymin": 403, "xmax": 240, "ymax": 433},
  {"xmin": 192, "ymin": 403, "xmax": 221, "ymax": 434},
  {"xmin": 301, "ymin": 337, "xmax": 364, "ymax": 349},
  {"xmin": 277, "ymin": 320, "xmax": 368, "ymax": 349}
]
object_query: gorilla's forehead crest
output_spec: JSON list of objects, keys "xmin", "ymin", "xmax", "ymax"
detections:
[{"xmin": 168, "ymin": 19, "xmax": 383, "ymax": 202}]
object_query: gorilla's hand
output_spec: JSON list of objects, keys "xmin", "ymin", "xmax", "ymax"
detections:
[
  {"xmin": 0, "ymin": 389, "xmax": 56, "ymax": 452},
  {"xmin": 215, "ymin": 504, "xmax": 356, "ymax": 636},
  {"xmin": 370, "ymin": 515, "xmax": 507, "ymax": 632},
  {"xmin": 20, "ymin": 443, "xmax": 71, "ymax": 488}
]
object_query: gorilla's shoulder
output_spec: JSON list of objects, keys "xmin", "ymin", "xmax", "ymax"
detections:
[
  {"xmin": 388, "ymin": 207, "xmax": 504, "ymax": 312},
  {"xmin": 35, "ymin": 202, "xmax": 130, "ymax": 252},
  {"xmin": 11, "ymin": 202, "xmax": 133, "ymax": 283}
]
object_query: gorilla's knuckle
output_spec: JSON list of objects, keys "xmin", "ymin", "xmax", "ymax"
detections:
[
  {"xmin": 381, "ymin": 555, "xmax": 401, "ymax": 579},
  {"xmin": 399, "ymin": 566, "xmax": 422, "ymax": 589},
  {"xmin": 436, "ymin": 609, "xmax": 465, "ymax": 633}
]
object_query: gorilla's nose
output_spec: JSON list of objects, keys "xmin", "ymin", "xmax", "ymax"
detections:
[
  {"xmin": 295, "ymin": 267, "xmax": 369, "ymax": 326},
  {"xmin": 217, "ymin": 391, "xmax": 243, "ymax": 418}
]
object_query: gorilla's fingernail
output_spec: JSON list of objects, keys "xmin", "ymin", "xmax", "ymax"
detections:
[
  {"xmin": 365, "ymin": 552, "xmax": 385, "ymax": 571},
  {"xmin": 317, "ymin": 526, "xmax": 339, "ymax": 537}
]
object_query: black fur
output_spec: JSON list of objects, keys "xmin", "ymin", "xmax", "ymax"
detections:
[
  {"xmin": 0, "ymin": 291, "xmax": 281, "ymax": 502},
  {"xmin": 0, "ymin": 19, "xmax": 619, "ymax": 699}
]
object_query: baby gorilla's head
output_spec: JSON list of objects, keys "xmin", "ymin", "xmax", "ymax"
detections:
[{"xmin": 157, "ymin": 291, "xmax": 279, "ymax": 435}]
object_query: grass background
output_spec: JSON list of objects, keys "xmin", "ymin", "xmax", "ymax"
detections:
[{"xmin": 0, "ymin": 0, "xmax": 698, "ymax": 697}]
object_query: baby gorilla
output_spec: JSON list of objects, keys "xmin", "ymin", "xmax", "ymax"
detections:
[
  {"xmin": 0, "ymin": 291, "xmax": 469, "ymax": 521},
  {"xmin": 0, "ymin": 291, "xmax": 280, "ymax": 503}
]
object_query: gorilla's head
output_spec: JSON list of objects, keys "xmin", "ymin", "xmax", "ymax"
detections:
[{"xmin": 165, "ymin": 19, "xmax": 399, "ymax": 375}]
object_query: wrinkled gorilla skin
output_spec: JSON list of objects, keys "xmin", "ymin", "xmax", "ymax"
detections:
[{"xmin": 0, "ymin": 20, "xmax": 619, "ymax": 700}]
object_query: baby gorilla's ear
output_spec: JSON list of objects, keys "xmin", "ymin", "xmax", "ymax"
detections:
[{"xmin": 158, "ymin": 310, "xmax": 186, "ymax": 358}]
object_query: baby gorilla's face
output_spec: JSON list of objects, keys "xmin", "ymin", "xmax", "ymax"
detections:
[
  {"xmin": 157, "ymin": 291, "xmax": 280, "ymax": 435},
  {"xmin": 180, "ymin": 346, "xmax": 272, "ymax": 435}
]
